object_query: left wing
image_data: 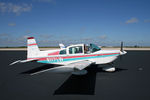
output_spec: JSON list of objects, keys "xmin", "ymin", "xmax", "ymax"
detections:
[{"xmin": 29, "ymin": 60, "xmax": 93, "ymax": 75}]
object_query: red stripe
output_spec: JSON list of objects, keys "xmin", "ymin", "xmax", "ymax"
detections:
[
  {"xmin": 27, "ymin": 53, "xmax": 119, "ymax": 61},
  {"xmin": 28, "ymin": 43, "xmax": 37, "ymax": 46},
  {"xmin": 27, "ymin": 37, "xmax": 34, "ymax": 39},
  {"xmin": 48, "ymin": 51, "xmax": 59, "ymax": 56}
]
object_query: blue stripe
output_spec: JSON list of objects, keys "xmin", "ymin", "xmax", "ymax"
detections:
[{"xmin": 37, "ymin": 54, "xmax": 119, "ymax": 64}]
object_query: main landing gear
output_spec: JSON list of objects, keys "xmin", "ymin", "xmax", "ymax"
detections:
[{"xmin": 102, "ymin": 62, "xmax": 116, "ymax": 72}]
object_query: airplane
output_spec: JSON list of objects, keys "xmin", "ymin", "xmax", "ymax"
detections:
[{"xmin": 10, "ymin": 37, "xmax": 127, "ymax": 75}]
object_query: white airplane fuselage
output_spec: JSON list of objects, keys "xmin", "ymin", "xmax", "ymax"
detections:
[{"xmin": 27, "ymin": 49, "xmax": 121, "ymax": 65}]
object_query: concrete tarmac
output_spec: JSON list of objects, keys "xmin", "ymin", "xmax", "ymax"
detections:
[{"xmin": 0, "ymin": 51, "xmax": 150, "ymax": 100}]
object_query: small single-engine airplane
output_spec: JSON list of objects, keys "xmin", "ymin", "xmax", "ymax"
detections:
[{"xmin": 10, "ymin": 37, "xmax": 127, "ymax": 75}]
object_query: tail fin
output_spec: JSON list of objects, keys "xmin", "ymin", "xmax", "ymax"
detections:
[{"xmin": 27, "ymin": 37, "xmax": 40, "ymax": 58}]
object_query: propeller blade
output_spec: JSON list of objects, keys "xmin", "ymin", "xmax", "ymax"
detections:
[
  {"xmin": 120, "ymin": 41, "xmax": 123, "ymax": 52},
  {"xmin": 120, "ymin": 41, "xmax": 123, "ymax": 61}
]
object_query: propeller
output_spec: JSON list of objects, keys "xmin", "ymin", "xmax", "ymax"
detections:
[
  {"xmin": 120, "ymin": 41, "xmax": 123, "ymax": 52},
  {"xmin": 119, "ymin": 41, "xmax": 127, "ymax": 61},
  {"xmin": 120, "ymin": 41, "xmax": 127, "ymax": 55}
]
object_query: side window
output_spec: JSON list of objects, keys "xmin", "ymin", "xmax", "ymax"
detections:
[
  {"xmin": 59, "ymin": 49, "xmax": 66, "ymax": 54},
  {"xmin": 69, "ymin": 46, "xmax": 83, "ymax": 54}
]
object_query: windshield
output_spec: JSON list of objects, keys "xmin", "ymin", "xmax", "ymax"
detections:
[{"xmin": 90, "ymin": 44, "xmax": 101, "ymax": 52}]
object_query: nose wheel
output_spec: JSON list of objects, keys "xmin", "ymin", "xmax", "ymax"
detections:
[{"xmin": 102, "ymin": 62, "xmax": 116, "ymax": 72}]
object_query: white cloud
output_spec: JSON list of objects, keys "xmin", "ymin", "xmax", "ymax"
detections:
[
  {"xmin": 33, "ymin": 0, "xmax": 54, "ymax": 3},
  {"xmin": 39, "ymin": 34, "xmax": 54, "ymax": 39},
  {"xmin": 99, "ymin": 35, "xmax": 107, "ymax": 39},
  {"xmin": 125, "ymin": 17, "xmax": 139, "ymax": 24},
  {"xmin": 144, "ymin": 19, "xmax": 150, "ymax": 23},
  {"xmin": 23, "ymin": 35, "xmax": 30, "ymax": 39},
  {"xmin": 80, "ymin": 27, "xmax": 86, "ymax": 34},
  {"xmin": 0, "ymin": 2, "xmax": 32, "ymax": 15},
  {"xmin": 0, "ymin": 33, "xmax": 9, "ymax": 37},
  {"xmin": 8, "ymin": 22, "xmax": 16, "ymax": 26},
  {"xmin": 0, "ymin": 34, "xmax": 29, "ymax": 47}
]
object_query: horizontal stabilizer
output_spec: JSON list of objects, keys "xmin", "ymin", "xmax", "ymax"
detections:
[
  {"xmin": 9, "ymin": 59, "xmax": 37, "ymax": 66},
  {"xmin": 59, "ymin": 43, "xmax": 65, "ymax": 49},
  {"xmin": 30, "ymin": 66, "xmax": 70, "ymax": 75}
]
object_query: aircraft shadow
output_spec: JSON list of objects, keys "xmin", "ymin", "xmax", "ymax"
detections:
[
  {"xmin": 20, "ymin": 64, "xmax": 127, "ymax": 95},
  {"xmin": 54, "ymin": 65, "xmax": 127, "ymax": 95},
  {"xmin": 54, "ymin": 66, "xmax": 97, "ymax": 95}
]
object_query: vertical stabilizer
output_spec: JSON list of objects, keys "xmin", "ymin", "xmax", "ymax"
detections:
[{"xmin": 27, "ymin": 37, "xmax": 40, "ymax": 58}]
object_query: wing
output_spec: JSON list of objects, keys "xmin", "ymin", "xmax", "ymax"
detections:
[
  {"xmin": 9, "ymin": 59, "xmax": 37, "ymax": 66},
  {"xmin": 29, "ymin": 60, "xmax": 93, "ymax": 75},
  {"xmin": 71, "ymin": 60, "xmax": 93, "ymax": 70}
]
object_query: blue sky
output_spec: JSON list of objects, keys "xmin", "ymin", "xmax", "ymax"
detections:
[{"xmin": 0, "ymin": 0, "xmax": 150, "ymax": 47}]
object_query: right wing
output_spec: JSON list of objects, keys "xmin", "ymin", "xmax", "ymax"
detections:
[{"xmin": 29, "ymin": 60, "xmax": 93, "ymax": 75}]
